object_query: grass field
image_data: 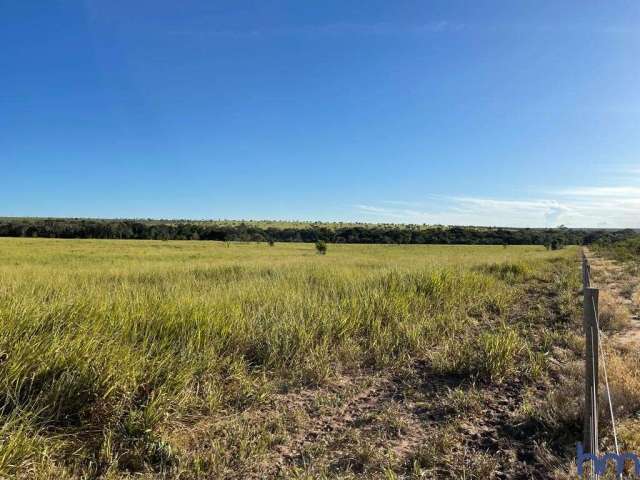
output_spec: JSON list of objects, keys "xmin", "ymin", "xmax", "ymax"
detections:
[{"xmin": 0, "ymin": 239, "xmax": 586, "ymax": 478}]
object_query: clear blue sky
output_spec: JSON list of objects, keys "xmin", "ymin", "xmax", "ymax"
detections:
[{"xmin": 2, "ymin": 1, "xmax": 639, "ymax": 227}]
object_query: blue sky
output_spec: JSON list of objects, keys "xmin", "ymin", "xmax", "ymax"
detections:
[{"xmin": 2, "ymin": 1, "xmax": 639, "ymax": 227}]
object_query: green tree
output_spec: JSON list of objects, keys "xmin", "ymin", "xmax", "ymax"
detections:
[{"xmin": 315, "ymin": 240, "xmax": 327, "ymax": 255}]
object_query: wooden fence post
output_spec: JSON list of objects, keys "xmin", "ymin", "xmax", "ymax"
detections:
[
  {"xmin": 582, "ymin": 253, "xmax": 590, "ymax": 289},
  {"xmin": 583, "ymin": 286, "xmax": 599, "ymax": 459}
]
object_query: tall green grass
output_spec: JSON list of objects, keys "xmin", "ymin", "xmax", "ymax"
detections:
[{"xmin": 0, "ymin": 239, "xmax": 576, "ymax": 477}]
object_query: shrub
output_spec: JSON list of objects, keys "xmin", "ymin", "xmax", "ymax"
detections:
[{"xmin": 315, "ymin": 240, "xmax": 327, "ymax": 255}]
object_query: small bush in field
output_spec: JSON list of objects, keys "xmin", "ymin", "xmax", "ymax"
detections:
[{"xmin": 315, "ymin": 240, "xmax": 327, "ymax": 255}]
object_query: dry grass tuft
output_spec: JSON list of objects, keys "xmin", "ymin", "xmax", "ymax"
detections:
[
  {"xmin": 535, "ymin": 361, "xmax": 583, "ymax": 429},
  {"xmin": 597, "ymin": 290, "xmax": 631, "ymax": 331},
  {"xmin": 619, "ymin": 280, "xmax": 636, "ymax": 299},
  {"xmin": 602, "ymin": 349, "xmax": 640, "ymax": 419},
  {"xmin": 632, "ymin": 288, "xmax": 640, "ymax": 307}
]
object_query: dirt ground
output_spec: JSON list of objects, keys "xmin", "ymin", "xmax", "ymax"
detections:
[{"xmin": 584, "ymin": 247, "xmax": 640, "ymax": 348}]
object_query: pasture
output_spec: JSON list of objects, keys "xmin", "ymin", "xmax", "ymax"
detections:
[{"xmin": 0, "ymin": 239, "xmax": 584, "ymax": 478}]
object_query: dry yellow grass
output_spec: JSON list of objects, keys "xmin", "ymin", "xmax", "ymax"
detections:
[
  {"xmin": 602, "ymin": 349, "xmax": 640, "ymax": 419},
  {"xmin": 597, "ymin": 290, "xmax": 631, "ymax": 331},
  {"xmin": 632, "ymin": 288, "xmax": 640, "ymax": 307}
]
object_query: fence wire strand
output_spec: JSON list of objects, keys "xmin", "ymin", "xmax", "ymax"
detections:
[
  {"xmin": 583, "ymin": 251, "xmax": 622, "ymax": 479},
  {"xmin": 592, "ymin": 295, "xmax": 621, "ymax": 477}
]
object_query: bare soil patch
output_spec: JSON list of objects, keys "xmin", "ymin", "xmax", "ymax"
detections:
[{"xmin": 584, "ymin": 248, "xmax": 640, "ymax": 348}]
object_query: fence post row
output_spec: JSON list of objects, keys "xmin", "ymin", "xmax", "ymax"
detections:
[
  {"xmin": 582, "ymin": 252, "xmax": 599, "ymax": 477},
  {"xmin": 582, "ymin": 253, "xmax": 592, "ymax": 290}
]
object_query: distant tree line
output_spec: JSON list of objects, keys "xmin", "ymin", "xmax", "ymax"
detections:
[
  {"xmin": 0, "ymin": 218, "xmax": 636, "ymax": 246},
  {"xmin": 592, "ymin": 235, "xmax": 640, "ymax": 262}
]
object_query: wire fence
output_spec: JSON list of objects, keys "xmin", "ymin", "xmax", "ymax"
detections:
[{"xmin": 581, "ymin": 250, "xmax": 620, "ymax": 479}]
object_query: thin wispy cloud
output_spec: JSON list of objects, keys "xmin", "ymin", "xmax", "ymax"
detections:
[
  {"xmin": 594, "ymin": 165, "xmax": 640, "ymax": 178},
  {"xmin": 168, "ymin": 20, "xmax": 637, "ymax": 40},
  {"xmin": 554, "ymin": 186, "xmax": 640, "ymax": 197},
  {"xmin": 502, "ymin": 23, "xmax": 638, "ymax": 36},
  {"xmin": 170, "ymin": 21, "xmax": 465, "ymax": 39},
  {"xmin": 354, "ymin": 186, "xmax": 640, "ymax": 228},
  {"xmin": 380, "ymin": 200, "xmax": 426, "ymax": 208}
]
